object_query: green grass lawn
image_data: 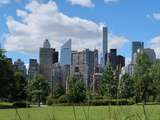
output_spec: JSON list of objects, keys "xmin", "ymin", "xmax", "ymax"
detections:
[{"xmin": 0, "ymin": 105, "xmax": 160, "ymax": 120}]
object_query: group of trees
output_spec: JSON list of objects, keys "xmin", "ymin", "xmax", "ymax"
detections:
[
  {"xmin": 0, "ymin": 49, "xmax": 49, "ymax": 106},
  {"xmin": 0, "ymin": 49, "xmax": 26, "ymax": 102},
  {"xmin": 100, "ymin": 52, "xmax": 160, "ymax": 103},
  {"xmin": 0, "ymin": 49, "xmax": 86, "ymax": 105}
]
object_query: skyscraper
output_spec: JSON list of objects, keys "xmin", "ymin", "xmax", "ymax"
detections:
[
  {"xmin": 60, "ymin": 39, "xmax": 71, "ymax": 65},
  {"xmin": 103, "ymin": 27, "xmax": 108, "ymax": 67},
  {"xmin": 28, "ymin": 59, "xmax": 39, "ymax": 80},
  {"xmin": 137, "ymin": 48, "xmax": 156, "ymax": 64},
  {"xmin": 39, "ymin": 39, "xmax": 58, "ymax": 86},
  {"xmin": 14, "ymin": 59, "xmax": 27, "ymax": 76},
  {"xmin": 143, "ymin": 48, "xmax": 156, "ymax": 64},
  {"xmin": 132, "ymin": 41, "xmax": 144, "ymax": 63},
  {"xmin": 107, "ymin": 49, "xmax": 125, "ymax": 71},
  {"xmin": 71, "ymin": 49, "xmax": 98, "ymax": 88}
]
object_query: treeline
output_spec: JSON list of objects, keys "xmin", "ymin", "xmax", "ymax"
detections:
[
  {"xmin": 1, "ymin": 49, "xmax": 160, "ymax": 107},
  {"xmin": 49, "ymin": 52, "xmax": 160, "ymax": 105},
  {"xmin": 99, "ymin": 52, "xmax": 160, "ymax": 104}
]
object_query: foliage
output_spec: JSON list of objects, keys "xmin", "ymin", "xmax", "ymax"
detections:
[
  {"xmin": 27, "ymin": 74, "xmax": 49, "ymax": 106},
  {"xmin": 11, "ymin": 72, "xmax": 27, "ymax": 101},
  {"xmin": 67, "ymin": 75, "xmax": 86, "ymax": 103},
  {"xmin": 52, "ymin": 85, "xmax": 65, "ymax": 99},
  {"xmin": 58, "ymin": 94, "xmax": 68, "ymax": 103},
  {"xmin": 134, "ymin": 52, "xmax": 153, "ymax": 103},
  {"xmin": 12, "ymin": 101, "xmax": 29, "ymax": 108},
  {"xmin": 88, "ymin": 99, "xmax": 135, "ymax": 106},
  {"xmin": 119, "ymin": 73, "xmax": 135, "ymax": 99},
  {"xmin": 0, "ymin": 49, "xmax": 15, "ymax": 101},
  {"xmin": 149, "ymin": 59, "xmax": 160, "ymax": 101},
  {"xmin": 100, "ymin": 64, "xmax": 118, "ymax": 98}
]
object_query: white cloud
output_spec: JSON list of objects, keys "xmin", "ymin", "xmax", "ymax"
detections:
[
  {"xmin": 147, "ymin": 12, "xmax": 160, "ymax": 21},
  {"xmin": 152, "ymin": 13, "xmax": 160, "ymax": 21},
  {"xmin": 0, "ymin": 0, "xmax": 10, "ymax": 5},
  {"xmin": 104, "ymin": 0, "xmax": 119, "ymax": 4},
  {"xmin": 67, "ymin": 0, "xmax": 94, "ymax": 8},
  {"xmin": 108, "ymin": 33, "xmax": 128, "ymax": 49},
  {"xmin": 150, "ymin": 35, "xmax": 160, "ymax": 58},
  {"xmin": 16, "ymin": 9, "xmax": 28, "ymax": 18},
  {"xmin": 4, "ymin": 0, "xmax": 128, "ymax": 55}
]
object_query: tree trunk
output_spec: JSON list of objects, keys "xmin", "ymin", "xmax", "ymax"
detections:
[{"xmin": 38, "ymin": 93, "xmax": 41, "ymax": 107}]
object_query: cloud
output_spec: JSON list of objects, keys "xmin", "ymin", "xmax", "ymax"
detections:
[
  {"xmin": 152, "ymin": 12, "xmax": 160, "ymax": 21},
  {"xmin": 0, "ymin": 0, "xmax": 10, "ymax": 5},
  {"xmin": 4, "ymin": 0, "xmax": 128, "ymax": 55},
  {"xmin": 104, "ymin": 0, "xmax": 119, "ymax": 4},
  {"xmin": 108, "ymin": 33, "xmax": 128, "ymax": 49},
  {"xmin": 67, "ymin": 0, "xmax": 94, "ymax": 8},
  {"xmin": 150, "ymin": 35, "xmax": 160, "ymax": 58},
  {"xmin": 147, "ymin": 12, "xmax": 160, "ymax": 21}
]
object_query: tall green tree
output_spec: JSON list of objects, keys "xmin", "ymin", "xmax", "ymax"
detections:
[
  {"xmin": 67, "ymin": 75, "xmax": 86, "ymax": 103},
  {"xmin": 100, "ymin": 64, "xmax": 118, "ymax": 98},
  {"xmin": 0, "ymin": 49, "xmax": 15, "ymax": 101},
  {"xmin": 28, "ymin": 74, "xmax": 49, "ymax": 106},
  {"xmin": 134, "ymin": 52, "xmax": 152, "ymax": 103},
  {"xmin": 119, "ymin": 73, "xmax": 135, "ymax": 99},
  {"xmin": 149, "ymin": 59, "xmax": 160, "ymax": 101},
  {"xmin": 11, "ymin": 72, "xmax": 27, "ymax": 101}
]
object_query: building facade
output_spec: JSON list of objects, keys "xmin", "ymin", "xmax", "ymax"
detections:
[
  {"xmin": 14, "ymin": 59, "xmax": 27, "ymax": 76},
  {"xmin": 28, "ymin": 59, "xmax": 39, "ymax": 80},
  {"xmin": 71, "ymin": 49, "xmax": 98, "ymax": 88},
  {"xmin": 132, "ymin": 41, "xmax": 144, "ymax": 63},
  {"xmin": 39, "ymin": 39, "xmax": 58, "ymax": 86},
  {"xmin": 143, "ymin": 48, "xmax": 156, "ymax": 64},
  {"xmin": 60, "ymin": 39, "xmax": 71, "ymax": 65},
  {"xmin": 103, "ymin": 27, "xmax": 108, "ymax": 67}
]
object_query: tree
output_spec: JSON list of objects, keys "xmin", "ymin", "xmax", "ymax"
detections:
[
  {"xmin": 67, "ymin": 75, "xmax": 86, "ymax": 103},
  {"xmin": 11, "ymin": 72, "xmax": 27, "ymax": 101},
  {"xmin": 134, "ymin": 52, "xmax": 152, "ymax": 103},
  {"xmin": 119, "ymin": 73, "xmax": 135, "ymax": 99},
  {"xmin": 100, "ymin": 64, "xmax": 118, "ymax": 99},
  {"xmin": 28, "ymin": 74, "xmax": 49, "ymax": 106},
  {"xmin": 149, "ymin": 59, "xmax": 160, "ymax": 101},
  {"xmin": 52, "ymin": 84, "xmax": 65, "ymax": 99},
  {"xmin": 0, "ymin": 49, "xmax": 15, "ymax": 101}
]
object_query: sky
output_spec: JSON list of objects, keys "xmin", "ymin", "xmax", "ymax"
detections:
[{"xmin": 0, "ymin": 0, "xmax": 160, "ymax": 67}]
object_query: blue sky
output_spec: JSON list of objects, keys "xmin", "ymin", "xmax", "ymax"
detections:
[{"xmin": 0, "ymin": 0, "xmax": 160, "ymax": 66}]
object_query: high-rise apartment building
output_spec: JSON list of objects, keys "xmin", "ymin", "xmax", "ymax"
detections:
[
  {"xmin": 60, "ymin": 39, "xmax": 71, "ymax": 65},
  {"xmin": 39, "ymin": 39, "xmax": 58, "ymax": 86},
  {"xmin": 71, "ymin": 49, "xmax": 98, "ymax": 88},
  {"xmin": 103, "ymin": 27, "xmax": 108, "ymax": 67},
  {"xmin": 107, "ymin": 49, "xmax": 125, "ymax": 77},
  {"xmin": 137, "ymin": 48, "xmax": 156, "ymax": 64},
  {"xmin": 28, "ymin": 59, "xmax": 39, "ymax": 80},
  {"xmin": 14, "ymin": 59, "xmax": 27, "ymax": 76},
  {"xmin": 132, "ymin": 41, "xmax": 144, "ymax": 63}
]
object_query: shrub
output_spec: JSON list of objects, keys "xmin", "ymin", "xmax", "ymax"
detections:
[
  {"xmin": 47, "ymin": 96, "xmax": 54, "ymax": 105},
  {"xmin": 13, "ymin": 101, "xmax": 30, "ymax": 108},
  {"xmin": 58, "ymin": 95, "xmax": 68, "ymax": 103},
  {"xmin": 88, "ymin": 99, "xmax": 135, "ymax": 106}
]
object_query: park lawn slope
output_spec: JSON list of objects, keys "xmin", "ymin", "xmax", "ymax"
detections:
[{"xmin": 0, "ymin": 105, "xmax": 160, "ymax": 120}]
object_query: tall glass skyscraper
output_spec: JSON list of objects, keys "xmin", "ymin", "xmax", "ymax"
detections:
[
  {"xmin": 103, "ymin": 27, "xmax": 108, "ymax": 67},
  {"xmin": 132, "ymin": 41, "xmax": 144, "ymax": 63},
  {"xmin": 60, "ymin": 39, "xmax": 71, "ymax": 65}
]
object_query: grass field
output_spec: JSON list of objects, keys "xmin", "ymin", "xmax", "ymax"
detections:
[{"xmin": 0, "ymin": 105, "xmax": 160, "ymax": 120}]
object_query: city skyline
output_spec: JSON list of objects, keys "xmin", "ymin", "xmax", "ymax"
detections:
[{"xmin": 0, "ymin": 0, "xmax": 160, "ymax": 66}]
